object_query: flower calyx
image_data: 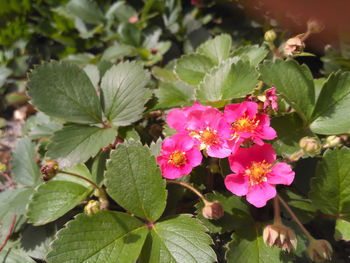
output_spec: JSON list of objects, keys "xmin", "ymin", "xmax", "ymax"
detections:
[
  {"xmin": 306, "ymin": 239, "xmax": 332, "ymax": 262},
  {"xmin": 202, "ymin": 200, "xmax": 224, "ymax": 220},
  {"xmin": 263, "ymin": 223, "xmax": 297, "ymax": 253},
  {"xmin": 40, "ymin": 160, "xmax": 59, "ymax": 181}
]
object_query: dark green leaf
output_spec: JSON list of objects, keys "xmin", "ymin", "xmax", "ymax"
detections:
[
  {"xmin": 310, "ymin": 71, "xmax": 350, "ymax": 134},
  {"xmin": 11, "ymin": 137, "xmax": 41, "ymax": 186},
  {"xmin": 27, "ymin": 181, "xmax": 91, "ymax": 225},
  {"xmin": 66, "ymin": 0, "xmax": 104, "ymax": 25},
  {"xmin": 197, "ymin": 34, "xmax": 232, "ymax": 65},
  {"xmin": 27, "ymin": 61, "xmax": 103, "ymax": 124},
  {"xmin": 100, "ymin": 61, "xmax": 150, "ymax": 126},
  {"xmin": 259, "ymin": 59, "xmax": 315, "ymax": 123},
  {"xmin": 105, "ymin": 140, "xmax": 167, "ymax": 222},
  {"xmin": 140, "ymin": 214, "xmax": 217, "ymax": 263},
  {"xmin": 309, "ymin": 147, "xmax": 350, "ymax": 215},
  {"xmin": 47, "ymin": 124, "xmax": 116, "ymax": 168},
  {"xmin": 231, "ymin": 45, "xmax": 268, "ymax": 65},
  {"xmin": 118, "ymin": 23, "xmax": 142, "ymax": 47},
  {"xmin": 46, "ymin": 211, "xmax": 148, "ymax": 263}
]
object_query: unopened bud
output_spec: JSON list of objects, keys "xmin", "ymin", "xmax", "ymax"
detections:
[
  {"xmin": 129, "ymin": 16, "xmax": 138, "ymax": 24},
  {"xmin": 264, "ymin": 29, "xmax": 277, "ymax": 42},
  {"xmin": 307, "ymin": 19, "xmax": 324, "ymax": 34},
  {"xmin": 263, "ymin": 224, "xmax": 297, "ymax": 252},
  {"xmin": 202, "ymin": 201, "xmax": 224, "ymax": 220},
  {"xmin": 299, "ymin": 137, "xmax": 321, "ymax": 155},
  {"xmin": 40, "ymin": 160, "xmax": 58, "ymax": 181},
  {"xmin": 307, "ymin": 239, "xmax": 332, "ymax": 262},
  {"xmin": 324, "ymin": 135, "xmax": 342, "ymax": 148},
  {"xmin": 283, "ymin": 37, "xmax": 305, "ymax": 56},
  {"xmin": 84, "ymin": 200, "xmax": 101, "ymax": 216}
]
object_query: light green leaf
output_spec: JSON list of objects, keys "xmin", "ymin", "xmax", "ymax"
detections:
[
  {"xmin": 226, "ymin": 228, "xmax": 282, "ymax": 263},
  {"xmin": 26, "ymin": 112, "xmax": 62, "ymax": 140},
  {"xmin": 140, "ymin": 214, "xmax": 217, "ymax": 263},
  {"xmin": 118, "ymin": 23, "xmax": 141, "ymax": 47},
  {"xmin": 101, "ymin": 43, "xmax": 134, "ymax": 62},
  {"xmin": 310, "ymin": 71, "xmax": 350, "ymax": 134},
  {"xmin": 152, "ymin": 66, "xmax": 178, "ymax": 83},
  {"xmin": 309, "ymin": 147, "xmax": 350, "ymax": 215},
  {"xmin": 54, "ymin": 164, "xmax": 93, "ymax": 188},
  {"xmin": 11, "ymin": 137, "xmax": 41, "ymax": 186},
  {"xmin": 46, "ymin": 211, "xmax": 148, "ymax": 263},
  {"xmin": 271, "ymin": 113, "xmax": 314, "ymax": 157},
  {"xmin": 100, "ymin": 61, "xmax": 150, "ymax": 126},
  {"xmin": 314, "ymin": 77, "xmax": 326, "ymax": 101},
  {"xmin": 105, "ymin": 140, "xmax": 167, "ymax": 222},
  {"xmin": 335, "ymin": 218, "xmax": 350, "ymax": 241},
  {"xmin": 27, "ymin": 61, "xmax": 103, "ymax": 124},
  {"xmin": 47, "ymin": 124, "xmax": 116, "ymax": 168},
  {"xmin": 175, "ymin": 54, "xmax": 214, "ymax": 86},
  {"xmin": 197, "ymin": 34, "xmax": 232, "ymax": 65},
  {"xmin": 259, "ymin": 59, "xmax": 315, "ymax": 123},
  {"xmin": 196, "ymin": 59, "xmax": 258, "ymax": 103},
  {"xmin": 0, "ymin": 66, "xmax": 12, "ymax": 87},
  {"xmin": 0, "ymin": 249, "xmax": 36, "ymax": 263},
  {"xmin": 195, "ymin": 192, "xmax": 253, "ymax": 234},
  {"xmin": 83, "ymin": 64, "xmax": 100, "ymax": 91},
  {"xmin": 27, "ymin": 181, "xmax": 91, "ymax": 226},
  {"xmin": 231, "ymin": 45, "xmax": 268, "ymax": 65},
  {"xmin": 66, "ymin": 0, "xmax": 104, "ymax": 25},
  {"xmin": 149, "ymin": 138, "xmax": 163, "ymax": 158},
  {"xmin": 154, "ymin": 81, "xmax": 195, "ymax": 109}
]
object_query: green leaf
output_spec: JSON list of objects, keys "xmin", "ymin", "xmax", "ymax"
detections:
[
  {"xmin": 154, "ymin": 81, "xmax": 195, "ymax": 109},
  {"xmin": 27, "ymin": 181, "xmax": 91, "ymax": 226},
  {"xmin": 226, "ymin": 228, "xmax": 282, "ymax": 263},
  {"xmin": 271, "ymin": 113, "xmax": 314, "ymax": 157},
  {"xmin": 54, "ymin": 164, "xmax": 94, "ymax": 188},
  {"xmin": 310, "ymin": 71, "xmax": 350, "ymax": 134},
  {"xmin": 66, "ymin": 0, "xmax": 104, "ymax": 25},
  {"xmin": 11, "ymin": 137, "xmax": 41, "ymax": 186},
  {"xmin": 195, "ymin": 192, "xmax": 253, "ymax": 234},
  {"xmin": 26, "ymin": 112, "xmax": 62, "ymax": 140},
  {"xmin": 0, "ymin": 66, "xmax": 12, "ymax": 87},
  {"xmin": 46, "ymin": 211, "xmax": 148, "ymax": 263},
  {"xmin": 47, "ymin": 124, "xmax": 116, "ymax": 168},
  {"xmin": 175, "ymin": 54, "xmax": 214, "ymax": 86},
  {"xmin": 100, "ymin": 61, "xmax": 150, "ymax": 126},
  {"xmin": 152, "ymin": 66, "xmax": 178, "ymax": 83},
  {"xmin": 149, "ymin": 138, "xmax": 163, "ymax": 158},
  {"xmin": 118, "ymin": 23, "xmax": 142, "ymax": 47},
  {"xmin": 91, "ymin": 150, "xmax": 109, "ymax": 186},
  {"xmin": 231, "ymin": 45, "xmax": 268, "ymax": 65},
  {"xmin": 309, "ymin": 147, "xmax": 350, "ymax": 215},
  {"xmin": 83, "ymin": 64, "xmax": 100, "ymax": 91},
  {"xmin": 101, "ymin": 43, "xmax": 134, "ymax": 62},
  {"xmin": 140, "ymin": 214, "xmax": 217, "ymax": 263},
  {"xmin": 27, "ymin": 61, "xmax": 103, "ymax": 124},
  {"xmin": 259, "ymin": 59, "xmax": 315, "ymax": 123},
  {"xmin": 0, "ymin": 249, "xmax": 36, "ymax": 263},
  {"xmin": 196, "ymin": 59, "xmax": 258, "ymax": 103},
  {"xmin": 105, "ymin": 140, "xmax": 167, "ymax": 222},
  {"xmin": 197, "ymin": 34, "xmax": 232, "ymax": 65},
  {"xmin": 335, "ymin": 218, "xmax": 350, "ymax": 241}
]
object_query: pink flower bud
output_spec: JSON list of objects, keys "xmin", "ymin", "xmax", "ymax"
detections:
[
  {"xmin": 40, "ymin": 160, "xmax": 58, "ymax": 181},
  {"xmin": 202, "ymin": 201, "xmax": 224, "ymax": 220},
  {"xmin": 307, "ymin": 19, "xmax": 324, "ymax": 34},
  {"xmin": 263, "ymin": 224, "xmax": 297, "ymax": 252},
  {"xmin": 283, "ymin": 37, "xmax": 305, "ymax": 56},
  {"xmin": 129, "ymin": 16, "xmax": 138, "ymax": 24},
  {"xmin": 307, "ymin": 239, "xmax": 332, "ymax": 262}
]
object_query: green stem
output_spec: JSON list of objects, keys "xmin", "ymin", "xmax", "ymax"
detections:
[
  {"xmin": 167, "ymin": 180, "xmax": 209, "ymax": 205},
  {"xmin": 277, "ymin": 194, "xmax": 314, "ymax": 241}
]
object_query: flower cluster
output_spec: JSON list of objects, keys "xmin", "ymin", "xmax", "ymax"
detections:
[{"xmin": 157, "ymin": 98, "xmax": 295, "ymax": 207}]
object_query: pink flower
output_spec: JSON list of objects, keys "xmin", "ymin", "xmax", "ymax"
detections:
[
  {"xmin": 129, "ymin": 16, "xmax": 138, "ymax": 23},
  {"xmin": 191, "ymin": 0, "xmax": 203, "ymax": 7},
  {"xmin": 264, "ymin": 87, "xmax": 278, "ymax": 111},
  {"xmin": 157, "ymin": 133, "xmax": 202, "ymax": 179},
  {"xmin": 225, "ymin": 144, "xmax": 294, "ymax": 207},
  {"xmin": 186, "ymin": 107, "xmax": 236, "ymax": 158},
  {"xmin": 224, "ymin": 101, "xmax": 277, "ymax": 145}
]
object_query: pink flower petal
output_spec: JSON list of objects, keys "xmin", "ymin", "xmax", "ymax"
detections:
[
  {"xmin": 172, "ymin": 133, "xmax": 195, "ymax": 152},
  {"xmin": 207, "ymin": 142, "xmax": 232, "ymax": 158},
  {"xmin": 268, "ymin": 162, "xmax": 295, "ymax": 185},
  {"xmin": 160, "ymin": 163, "xmax": 183, "ymax": 179},
  {"xmin": 225, "ymin": 173, "xmax": 249, "ymax": 196},
  {"xmin": 167, "ymin": 108, "xmax": 187, "ymax": 131},
  {"xmin": 246, "ymin": 182, "xmax": 276, "ymax": 208},
  {"xmin": 186, "ymin": 148, "xmax": 203, "ymax": 167}
]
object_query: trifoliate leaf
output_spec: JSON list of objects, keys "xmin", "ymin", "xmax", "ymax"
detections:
[{"xmin": 197, "ymin": 34, "xmax": 232, "ymax": 65}]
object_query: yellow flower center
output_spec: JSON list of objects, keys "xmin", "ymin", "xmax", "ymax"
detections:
[
  {"xmin": 232, "ymin": 114, "xmax": 259, "ymax": 134},
  {"xmin": 188, "ymin": 127, "xmax": 220, "ymax": 150},
  {"xmin": 245, "ymin": 160, "xmax": 272, "ymax": 186},
  {"xmin": 168, "ymin": 150, "xmax": 187, "ymax": 167}
]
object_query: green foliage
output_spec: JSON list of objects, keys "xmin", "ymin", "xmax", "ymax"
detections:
[
  {"xmin": 105, "ymin": 140, "xmax": 167, "ymax": 222},
  {"xmin": 197, "ymin": 34, "xmax": 232, "ymax": 65}
]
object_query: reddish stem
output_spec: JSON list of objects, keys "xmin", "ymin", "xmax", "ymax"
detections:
[
  {"xmin": 0, "ymin": 214, "xmax": 17, "ymax": 252},
  {"xmin": 2, "ymin": 173, "xmax": 16, "ymax": 189}
]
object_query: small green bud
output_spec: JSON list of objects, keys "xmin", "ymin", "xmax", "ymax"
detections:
[
  {"xmin": 263, "ymin": 223, "xmax": 297, "ymax": 253},
  {"xmin": 84, "ymin": 200, "xmax": 101, "ymax": 216},
  {"xmin": 40, "ymin": 160, "xmax": 59, "ymax": 181},
  {"xmin": 264, "ymin": 29, "xmax": 277, "ymax": 42},
  {"xmin": 324, "ymin": 135, "xmax": 342, "ymax": 148},
  {"xmin": 299, "ymin": 137, "xmax": 321, "ymax": 155},
  {"xmin": 307, "ymin": 239, "xmax": 332, "ymax": 262},
  {"xmin": 202, "ymin": 200, "xmax": 224, "ymax": 220},
  {"xmin": 0, "ymin": 162, "xmax": 6, "ymax": 172}
]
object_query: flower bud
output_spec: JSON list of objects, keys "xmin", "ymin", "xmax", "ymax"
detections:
[
  {"xmin": 306, "ymin": 239, "xmax": 332, "ymax": 262},
  {"xmin": 84, "ymin": 200, "xmax": 101, "ymax": 216},
  {"xmin": 264, "ymin": 29, "xmax": 277, "ymax": 42},
  {"xmin": 299, "ymin": 137, "xmax": 321, "ymax": 155},
  {"xmin": 129, "ymin": 16, "xmax": 138, "ymax": 24},
  {"xmin": 307, "ymin": 19, "xmax": 324, "ymax": 34},
  {"xmin": 202, "ymin": 201, "xmax": 224, "ymax": 220},
  {"xmin": 283, "ymin": 37, "xmax": 305, "ymax": 56},
  {"xmin": 263, "ymin": 224, "xmax": 297, "ymax": 252},
  {"xmin": 40, "ymin": 160, "xmax": 58, "ymax": 181},
  {"xmin": 324, "ymin": 135, "xmax": 342, "ymax": 148}
]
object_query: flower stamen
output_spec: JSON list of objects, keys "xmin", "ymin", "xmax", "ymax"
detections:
[
  {"xmin": 245, "ymin": 160, "xmax": 272, "ymax": 186},
  {"xmin": 168, "ymin": 150, "xmax": 187, "ymax": 167}
]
